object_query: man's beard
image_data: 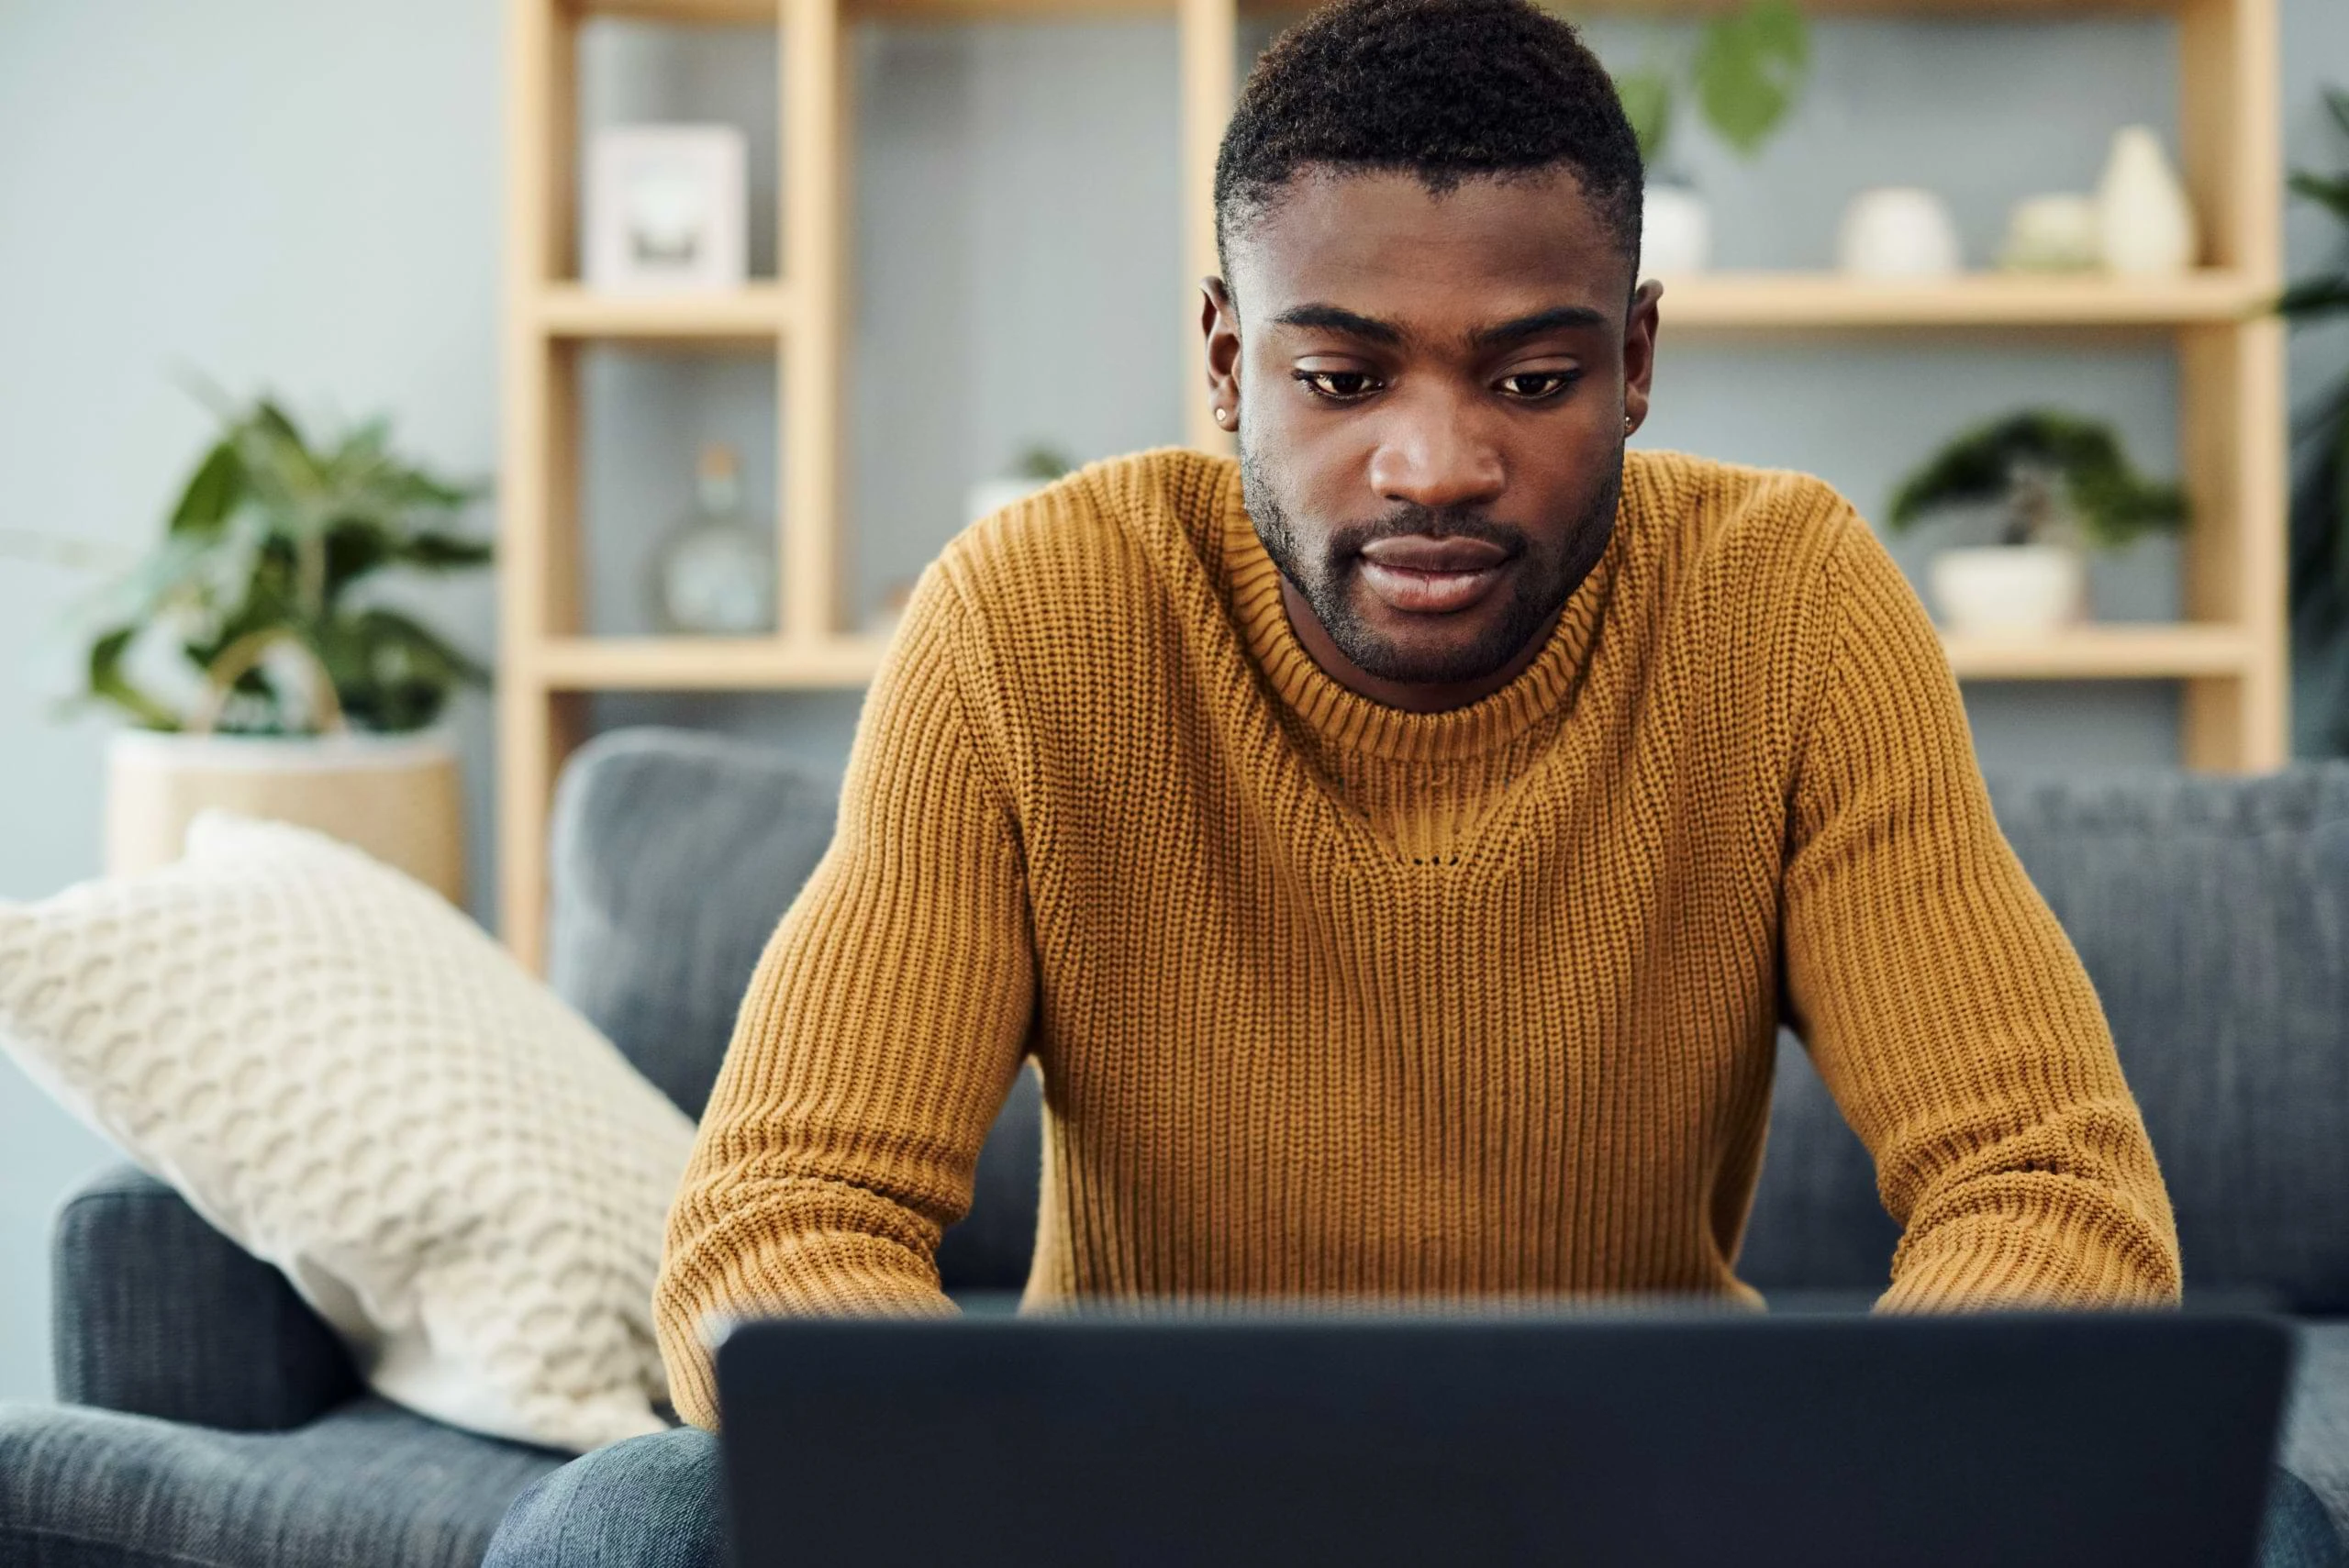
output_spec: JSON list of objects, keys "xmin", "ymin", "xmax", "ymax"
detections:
[{"xmin": 1239, "ymin": 439, "xmax": 1621, "ymax": 687}]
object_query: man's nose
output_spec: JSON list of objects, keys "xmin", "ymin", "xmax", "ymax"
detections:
[{"xmin": 1367, "ymin": 393, "xmax": 1506, "ymax": 515}]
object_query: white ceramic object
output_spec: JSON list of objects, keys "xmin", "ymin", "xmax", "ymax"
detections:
[
  {"xmin": 1928, "ymin": 545, "xmax": 2087, "ymax": 636},
  {"xmin": 1998, "ymin": 193, "xmax": 2103, "ymax": 272},
  {"xmin": 2096, "ymin": 126, "xmax": 2197, "ymax": 276},
  {"xmin": 1641, "ymin": 184, "xmax": 1712, "ymax": 276},
  {"xmin": 1836, "ymin": 187, "xmax": 1964, "ymax": 279},
  {"xmin": 105, "ymin": 728, "xmax": 465, "ymax": 903}
]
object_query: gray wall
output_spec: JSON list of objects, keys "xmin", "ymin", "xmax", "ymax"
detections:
[{"xmin": 0, "ymin": 0, "xmax": 2343, "ymax": 1401}]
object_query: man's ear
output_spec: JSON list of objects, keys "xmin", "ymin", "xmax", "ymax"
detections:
[
  {"xmin": 1201, "ymin": 276, "xmax": 1241, "ymax": 425},
  {"xmin": 1622, "ymin": 278, "xmax": 1662, "ymax": 436}
]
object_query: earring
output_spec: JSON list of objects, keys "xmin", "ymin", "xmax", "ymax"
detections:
[
  {"xmin": 1624, "ymin": 414, "xmax": 1634, "ymax": 431},
  {"xmin": 1215, "ymin": 407, "xmax": 1233, "ymax": 428}
]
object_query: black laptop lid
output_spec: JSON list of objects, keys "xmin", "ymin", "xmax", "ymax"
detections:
[{"xmin": 717, "ymin": 1311, "xmax": 2290, "ymax": 1568}]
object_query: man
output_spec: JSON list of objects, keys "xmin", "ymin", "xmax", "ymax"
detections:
[{"xmin": 488, "ymin": 0, "xmax": 2343, "ymax": 1561}]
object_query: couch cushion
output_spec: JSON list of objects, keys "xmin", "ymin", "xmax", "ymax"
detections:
[
  {"xmin": 547, "ymin": 728, "xmax": 836, "ymax": 1121},
  {"xmin": 0, "ymin": 1397, "xmax": 563, "ymax": 1568},
  {"xmin": 2285, "ymin": 1322, "xmax": 2349, "ymax": 1541},
  {"xmin": 547, "ymin": 728, "xmax": 1045, "ymax": 1293},
  {"xmin": 1743, "ymin": 767, "xmax": 2349, "ymax": 1311}
]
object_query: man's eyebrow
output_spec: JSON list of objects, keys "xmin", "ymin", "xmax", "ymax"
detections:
[
  {"xmin": 1466, "ymin": 306, "xmax": 1609, "ymax": 350},
  {"xmin": 1268, "ymin": 304, "xmax": 1407, "ymax": 345}
]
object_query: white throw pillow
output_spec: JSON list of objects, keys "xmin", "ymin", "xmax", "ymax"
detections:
[{"xmin": 0, "ymin": 813, "xmax": 696, "ymax": 1452}]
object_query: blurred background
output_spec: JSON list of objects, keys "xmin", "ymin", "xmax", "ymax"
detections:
[{"xmin": 0, "ymin": 0, "xmax": 2343, "ymax": 1404}]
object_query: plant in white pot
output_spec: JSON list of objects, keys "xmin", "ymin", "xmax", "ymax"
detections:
[
  {"xmin": 71, "ymin": 393, "xmax": 491, "ymax": 900},
  {"xmin": 1612, "ymin": 0, "xmax": 1809, "ymax": 278},
  {"xmin": 1887, "ymin": 410, "xmax": 2187, "ymax": 638}
]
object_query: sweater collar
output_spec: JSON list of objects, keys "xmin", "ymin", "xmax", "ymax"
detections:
[{"xmin": 1215, "ymin": 462, "xmax": 1629, "ymax": 765}]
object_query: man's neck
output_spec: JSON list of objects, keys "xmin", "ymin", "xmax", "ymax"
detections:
[{"xmin": 1276, "ymin": 576, "xmax": 1561, "ymax": 715}]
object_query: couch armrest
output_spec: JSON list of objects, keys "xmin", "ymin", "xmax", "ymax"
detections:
[{"xmin": 51, "ymin": 1162, "xmax": 361, "ymax": 1430}]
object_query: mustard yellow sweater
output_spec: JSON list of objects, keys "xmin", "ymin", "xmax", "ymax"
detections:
[{"xmin": 656, "ymin": 448, "xmax": 2181, "ymax": 1429}]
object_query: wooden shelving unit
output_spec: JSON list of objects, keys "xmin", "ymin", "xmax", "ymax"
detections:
[{"xmin": 500, "ymin": 0, "xmax": 2286, "ymax": 963}]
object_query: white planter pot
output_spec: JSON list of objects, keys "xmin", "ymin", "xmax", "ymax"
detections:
[
  {"xmin": 1641, "ymin": 185, "xmax": 1712, "ymax": 277},
  {"xmin": 106, "ymin": 729, "xmax": 465, "ymax": 902},
  {"xmin": 1927, "ymin": 546, "xmax": 2087, "ymax": 637}
]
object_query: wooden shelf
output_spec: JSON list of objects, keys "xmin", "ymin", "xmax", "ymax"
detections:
[
  {"xmin": 1658, "ymin": 271, "xmax": 2272, "ymax": 333},
  {"xmin": 536, "ymin": 283, "xmax": 791, "ymax": 345},
  {"xmin": 1939, "ymin": 624, "xmax": 2252, "ymax": 681},
  {"xmin": 504, "ymin": 0, "xmax": 2288, "ymax": 968},
  {"xmin": 569, "ymin": 0, "xmax": 2176, "ymax": 19},
  {"xmin": 534, "ymin": 635, "xmax": 891, "ymax": 689},
  {"xmin": 527, "ymin": 627, "xmax": 2253, "ymax": 689}
]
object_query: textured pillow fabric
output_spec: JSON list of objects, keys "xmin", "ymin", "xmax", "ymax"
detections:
[{"xmin": 0, "ymin": 814, "xmax": 695, "ymax": 1452}]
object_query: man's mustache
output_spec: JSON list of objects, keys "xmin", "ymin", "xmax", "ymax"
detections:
[{"xmin": 1326, "ymin": 506, "xmax": 1531, "ymax": 561}]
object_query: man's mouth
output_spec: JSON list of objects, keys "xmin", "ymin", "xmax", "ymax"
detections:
[{"xmin": 1355, "ymin": 534, "xmax": 1513, "ymax": 615}]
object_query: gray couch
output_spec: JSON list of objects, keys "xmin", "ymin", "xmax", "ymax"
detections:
[{"xmin": 6, "ymin": 726, "xmax": 2349, "ymax": 1566}]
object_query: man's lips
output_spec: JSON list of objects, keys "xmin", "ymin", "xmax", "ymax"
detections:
[{"xmin": 1355, "ymin": 534, "xmax": 1513, "ymax": 615}]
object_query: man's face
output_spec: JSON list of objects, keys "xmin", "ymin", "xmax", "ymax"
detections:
[{"xmin": 1205, "ymin": 167, "xmax": 1659, "ymax": 694}]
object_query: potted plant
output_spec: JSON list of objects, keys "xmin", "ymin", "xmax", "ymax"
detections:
[
  {"xmin": 69, "ymin": 391, "xmax": 490, "ymax": 899},
  {"xmin": 1611, "ymin": 0, "xmax": 1810, "ymax": 277},
  {"xmin": 2284, "ymin": 87, "xmax": 2349, "ymax": 750},
  {"xmin": 1887, "ymin": 410, "xmax": 2187, "ymax": 636}
]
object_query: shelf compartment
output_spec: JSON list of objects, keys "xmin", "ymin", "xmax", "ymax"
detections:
[
  {"xmin": 534, "ymin": 634, "xmax": 891, "ymax": 689},
  {"xmin": 1659, "ymin": 272, "xmax": 2272, "ymax": 333},
  {"xmin": 1940, "ymin": 624, "xmax": 2252, "ymax": 681},
  {"xmin": 537, "ymin": 284, "xmax": 792, "ymax": 345}
]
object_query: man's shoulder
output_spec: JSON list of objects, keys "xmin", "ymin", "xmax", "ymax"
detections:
[
  {"xmin": 1624, "ymin": 449, "xmax": 1865, "ymax": 557},
  {"xmin": 1620, "ymin": 449, "xmax": 1873, "ymax": 615},
  {"xmin": 936, "ymin": 447, "xmax": 1234, "ymax": 619}
]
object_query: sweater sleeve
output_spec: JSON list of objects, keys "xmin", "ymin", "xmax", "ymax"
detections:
[
  {"xmin": 1780, "ymin": 514, "xmax": 2181, "ymax": 1311},
  {"xmin": 653, "ymin": 562, "xmax": 1038, "ymax": 1429}
]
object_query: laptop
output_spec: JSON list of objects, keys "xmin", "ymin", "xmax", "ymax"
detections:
[{"xmin": 716, "ymin": 1308, "xmax": 2291, "ymax": 1568}]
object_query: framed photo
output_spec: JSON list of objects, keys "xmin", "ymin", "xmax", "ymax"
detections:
[{"xmin": 584, "ymin": 125, "xmax": 749, "ymax": 294}]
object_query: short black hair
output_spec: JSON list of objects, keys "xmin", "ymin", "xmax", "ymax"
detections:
[{"xmin": 1213, "ymin": 0, "xmax": 1643, "ymax": 291}]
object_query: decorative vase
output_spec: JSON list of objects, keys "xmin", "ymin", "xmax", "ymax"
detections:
[
  {"xmin": 1927, "ymin": 545, "xmax": 2087, "ymax": 637},
  {"xmin": 1836, "ymin": 187, "xmax": 1964, "ymax": 279},
  {"xmin": 106, "ymin": 729, "xmax": 466, "ymax": 903},
  {"xmin": 1641, "ymin": 183, "xmax": 1712, "ymax": 276},
  {"xmin": 2096, "ymin": 126, "xmax": 2197, "ymax": 276},
  {"xmin": 1998, "ymin": 194, "xmax": 2103, "ymax": 273}
]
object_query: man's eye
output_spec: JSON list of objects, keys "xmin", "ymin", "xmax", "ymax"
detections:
[
  {"xmin": 1498, "ymin": 372, "xmax": 1576, "ymax": 400},
  {"xmin": 1295, "ymin": 370, "xmax": 1382, "ymax": 401}
]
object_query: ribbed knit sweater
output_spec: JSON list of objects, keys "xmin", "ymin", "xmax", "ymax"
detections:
[{"xmin": 656, "ymin": 447, "xmax": 2181, "ymax": 1429}]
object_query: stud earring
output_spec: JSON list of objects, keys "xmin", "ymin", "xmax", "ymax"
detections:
[
  {"xmin": 1215, "ymin": 407, "xmax": 1233, "ymax": 427},
  {"xmin": 1624, "ymin": 414, "xmax": 1635, "ymax": 431}
]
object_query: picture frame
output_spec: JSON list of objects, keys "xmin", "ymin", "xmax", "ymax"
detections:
[{"xmin": 584, "ymin": 125, "xmax": 749, "ymax": 294}]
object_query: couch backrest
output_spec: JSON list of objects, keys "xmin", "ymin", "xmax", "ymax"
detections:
[
  {"xmin": 545, "ymin": 726, "xmax": 1040, "ymax": 1294},
  {"xmin": 553, "ymin": 729, "xmax": 2349, "ymax": 1312},
  {"xmin": 1742, "ymin": 766, "xmax": 2349, "ymax": 1311}
]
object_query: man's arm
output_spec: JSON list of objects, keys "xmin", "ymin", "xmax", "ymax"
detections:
[
  {"xmin": 654, "ymin": 562, "xmax": 1037, "ymax": 1429},
  {"xmin": 1780, "ymin": 514, "xmax": 2180, "ymax": 1309}
]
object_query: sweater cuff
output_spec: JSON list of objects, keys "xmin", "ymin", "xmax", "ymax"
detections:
[{"xmin": 1876, "ymin": 1203, "xmax": 2181, "ymax": 1314}]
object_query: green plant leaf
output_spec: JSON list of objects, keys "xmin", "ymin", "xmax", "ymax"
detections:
[
  {"xmin": 1692, "ymin": 0, "xmax": 1809, "ymax": 160},
  {"xmin": 1613, "ymin": 67, "xmax": 1675, "ymax": 169},
  {"xmin": 1887, "ymin": 408, "xmax": 2186, "ymax": 550},
  {"xmin": 2284, "ymin": 276, "xmax": 2349, "ymax": 318},
  {"xmin": 84, "ymin": 626, "xmax": 180, "ymax": 729},
  {"xmin": 2288, "ymin": 170, "xmax": 2349, "ymax": 224},
  {"xmin": 2325, "ymin": 83, "xmax": 2349, "ymax": 142},
  {"xmin": 396, "ymin": 530, "xmax": 495, "ymax": 570},
  {"xmin": 167, "ymin": 439, "xmax": 246, "ymax": 538}
]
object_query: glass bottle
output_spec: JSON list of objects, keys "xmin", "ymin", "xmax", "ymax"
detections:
[{"xmin": 650, "ymin": 443, "xmax": 775, "ymax": 637}]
